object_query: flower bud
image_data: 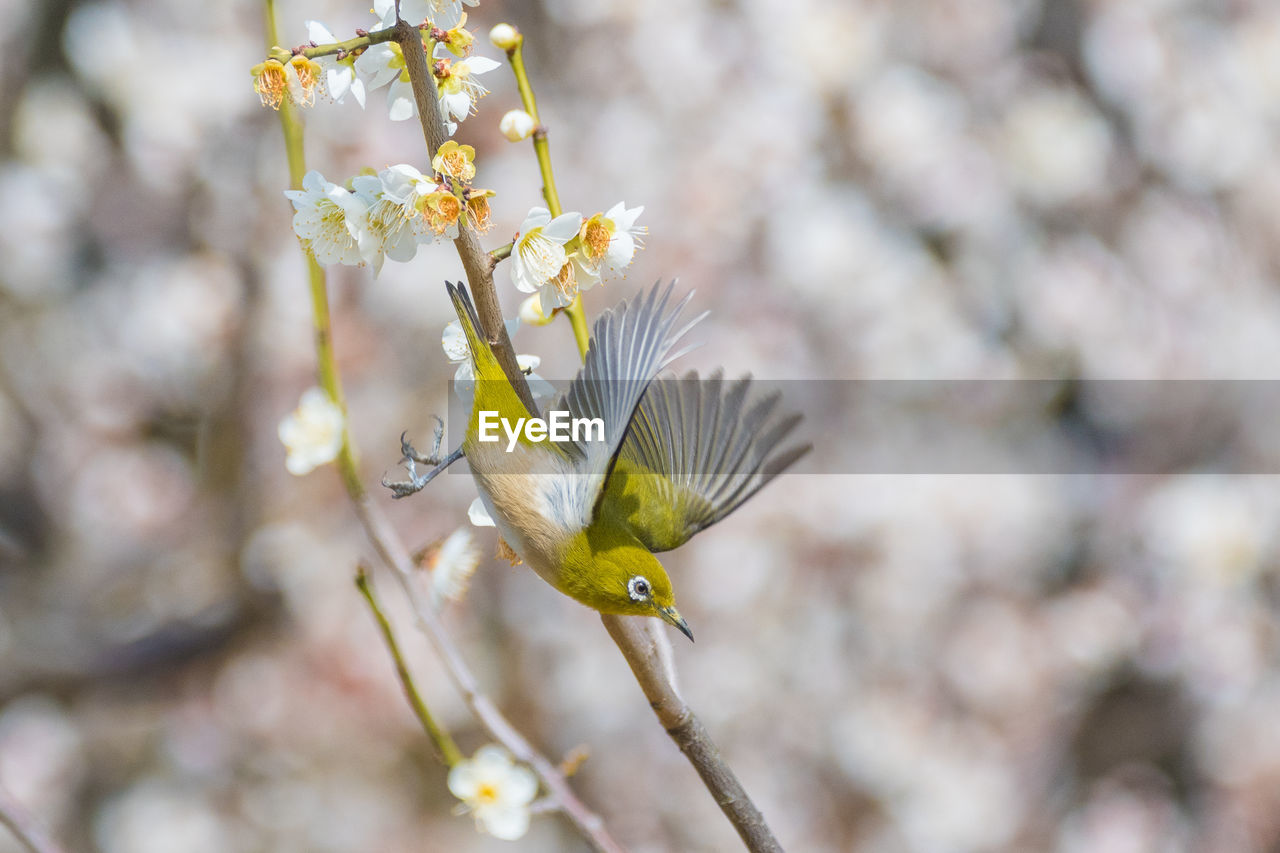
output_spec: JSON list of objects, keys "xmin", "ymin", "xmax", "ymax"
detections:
[
  {"xmin": 489, "ymin": 23, "xmax": 521, "ymax": 51},
  {"xmin": 499, "ymin": 109, "xmax": 535, "ymax": 142}
]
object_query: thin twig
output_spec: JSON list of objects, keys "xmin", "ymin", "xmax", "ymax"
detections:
[
  {"xmin": 265, "ymin": 0, "xmax": 364, "ymax": 500},
  {"xmin": 0, "ymin": 787, "xmax": 64, "ymax": 853},
  {"xmin": 505, "ymin": 38, "xmax": 563, "ymax": 219},
  {"xmin": 353, "ymin": 495, "xmax": 626, "ymax": 853},
  {"xmin": 355, "ymin": 567, "xmax": 463, "ymax": 767},
  {"xmin": 500, "ymin": 35, "xmax": 590, "ymax": 355}
]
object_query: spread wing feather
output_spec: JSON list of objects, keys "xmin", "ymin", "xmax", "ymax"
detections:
[
  {"xmin": 608, "ymin": 370, "xmax": 811, "ymax": 552},
  {"xmin": 551, "ymin": 281, "xmax": 705, "ymax": 528}
]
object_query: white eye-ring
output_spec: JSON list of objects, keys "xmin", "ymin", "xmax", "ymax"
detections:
[{"xmin": 627, "ymin": 576, "xmax": 651, "ymax": 602}]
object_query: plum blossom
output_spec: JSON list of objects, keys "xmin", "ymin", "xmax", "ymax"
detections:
[
  {"xmin": 283, "ymin": 171, "xmax": 370, "ymax": 266},
  {"xmin": 447, "ymin": 745, "xmax": 538, "ymax": 840},
  {"xmin": 278, "ymin": 388, "xmax": 345, "ymax": 475},
  {"xmin": 427, "ymin": 528, "xmax": 481, "ymax": 606},
  {"xmin": 573, "ymin": 202, "xmax": 645, "ymax": 284},
  {"xmin": 510, "ymin": 207, "xmax": 583, "ymax": 313}
]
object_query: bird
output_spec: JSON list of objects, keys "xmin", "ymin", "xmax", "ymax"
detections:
[{"xmin": 394, "ymin": 281, "xmax": 809, "ymax": 641}]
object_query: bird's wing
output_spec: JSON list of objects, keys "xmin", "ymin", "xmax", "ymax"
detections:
[
  {"xmin": 604, "ymin": 370, "xmax": 811, "ymax": 552},
  {"xmin": 550, "ymin": 281, "xmax": 705, "ymax": 527}
]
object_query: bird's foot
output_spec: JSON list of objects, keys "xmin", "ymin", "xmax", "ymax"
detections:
[{"xmin": 381, "ymin": 418, "xmax": 464, "ymax": 498}]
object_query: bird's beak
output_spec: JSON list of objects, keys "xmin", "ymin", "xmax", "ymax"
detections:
[{"xmin": 658, "ymin": 606, "xmax": 694, "ymax": 642}]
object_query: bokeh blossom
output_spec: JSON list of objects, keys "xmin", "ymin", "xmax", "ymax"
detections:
[
  {"xmin": 277, "ymin": 388, "xmax": 345, "ymax": 476},
  {"xmin": 447, "ymin": 745, "xmax": 538, "ymax": 840},
  {"xmin": 426, "ymin": 528, "xmax": 481, "ymax": 606}
]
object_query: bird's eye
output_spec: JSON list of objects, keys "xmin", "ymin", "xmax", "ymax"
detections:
[{"xmin": 627, "ymin": 576, "xmax": 651, "ymax": 601}]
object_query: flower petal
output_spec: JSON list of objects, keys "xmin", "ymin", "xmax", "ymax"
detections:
[
  {"xmin": 306, "ymin": 20, "xmax": 337, "ymax": 44},
  {"xmin": 462, "ymin": 56, "xmax": 500, "ymax": 75},
  {"xmin": 468, "ymin": 498, "xmax": 495, "ymax": 527},
  {"xmin": 478, "ymin": 805, "xmax": 531, "ymax": 840},
  {"xmin": 500, "ymin": 765, "xmax": 538, "ymax": 807},
  {"xmin": 447, "ymin": 762, "xmax": 480, "ymax": 800},
  {"xmin": 542, "ymin": 212, "xmax": 584, "ymax": 243},
  {"xmin": 518, "ymin": 207, "xmax": 552, "ymax": 231},
  {"xmin": 388, "ymin": 78, "xmax": 416, "ymax": 121}
]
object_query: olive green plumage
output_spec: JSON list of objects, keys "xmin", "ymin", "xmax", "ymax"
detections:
[{"xmin": 448, "ymin": 281, "xmax": 808, "ymax": 640}]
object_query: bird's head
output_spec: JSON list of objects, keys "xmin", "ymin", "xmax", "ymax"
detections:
[{"xmin": 566, "ymin": 535, "xmax": 693, "ymax": 641}]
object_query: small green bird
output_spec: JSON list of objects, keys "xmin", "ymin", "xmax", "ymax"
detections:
[{"xmin": 401, "ymin": 281, "xmax": 809, "ymax": 641}]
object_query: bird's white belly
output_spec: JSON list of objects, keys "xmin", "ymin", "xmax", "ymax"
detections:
[{"xmin": 465, "ymin": 441, "xmax": 599, "ymax": 574}]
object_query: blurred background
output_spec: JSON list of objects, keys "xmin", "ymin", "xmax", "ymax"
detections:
[{"xmin": 3, "ymin": 0, "xmax": 1280, "ymax": 850}]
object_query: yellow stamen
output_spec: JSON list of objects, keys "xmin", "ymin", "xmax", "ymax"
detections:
[
  {"xmin": 581, "ymin": 219, "xmax": 611, "ymax": 261},
  {"xmin": 554, "ymin": 261, "xmax": 577, "ymax": 300},
  {"xmin": 426, "ymin": 192, "xmax": 463, "ymax": 235},
  {"xmin": 253, "ymin": 61, "xmax": 288, "ymax": 110},
  {"xmin": 466, "ymin": 195, "xmax": 492, "ymax": 232},
  {"xmin": 289, "ymin": 55, "xmax": 323, "ymax": 106}
]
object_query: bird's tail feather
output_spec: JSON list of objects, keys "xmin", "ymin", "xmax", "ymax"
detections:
[{"xmin": 446, "ymin": 281, "xmax": 505, "ymax": 383}]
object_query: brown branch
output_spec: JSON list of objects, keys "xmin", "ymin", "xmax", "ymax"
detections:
[
  {"xmin": 0, "ymin": 786, "xmax": 64, "ymax": 853},
  {"xmin": 602, "ymin": 617, "xmax": 783, "ymax": 853},
  {"xmin": 391, "ymin": 20, "xmax": 538, "ymax": 414},
  {"xmin": 352, "ymin": 495, "xmax": 625, "ymax": 853}
]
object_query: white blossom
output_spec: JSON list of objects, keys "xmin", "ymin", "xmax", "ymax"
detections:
[
  {"xmin": 574, "ymin": 202, "xmax": 645, "ymax": 284},
  {"xmin": 352, "ymin": 18, "xmax": 414, "ymax": 122},
  {"xmin": 435, "ymin": 47, "xmax": 500, "ymax": 134},
  {"xmin": 373, "ymin": 0, "xmax": 473, "ymax": 29},
  {"xmin": 448, "ymin": 745, "xmax": 538, "ymax": 840},
  {"xmin": 283, "ymin": 171, "xmax": 370, "ymax": 266},
  {"xmin": 278, "ymin": 388, "xmax": 345, "ymax": 476},
  {"xmin": 428, "ymin": 528, "xmax": 481, "ymax": 605},
  {"xmin": 510, "ymin": 207, "xmax": 583, "ymax": 313},
  {"xmin": 443, "ymin": 317, "xmax": 549, "ymax": 402}
]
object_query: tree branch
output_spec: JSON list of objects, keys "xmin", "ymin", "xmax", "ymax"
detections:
[
  {"xmin": 602, "ymin": 617, "xmax": 783, "ymax": 853},
  {"xmin": 352, "ymin": 495, "xmax": 626, "ymax": 853},
  {"xmin": 392, "ymin": 20, "xmax": 538, "ymax": 414},
  {"xmin": 0, "ymin": 787, "xmax": 64, "ymax": 853}
]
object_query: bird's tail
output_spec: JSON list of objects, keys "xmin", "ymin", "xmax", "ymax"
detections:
[{"xmin": 446, "ymin": 281, "xmax": 505, "ymax": 383}]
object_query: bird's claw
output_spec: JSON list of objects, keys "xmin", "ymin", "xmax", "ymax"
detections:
[
  {"xmin": 381, "ymin": 419, "xmax": 463, "ymax": 499},
  {"xmin": 400, "ymin": 417, "xmax": 444, "ymax": 465}
]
